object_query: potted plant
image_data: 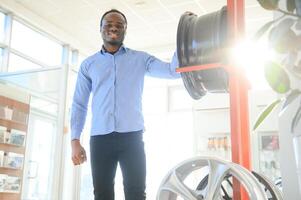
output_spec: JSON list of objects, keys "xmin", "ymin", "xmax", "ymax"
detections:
[{"xmin": 253, "ymin": 0, "xmax": 301, "ymax": 195}]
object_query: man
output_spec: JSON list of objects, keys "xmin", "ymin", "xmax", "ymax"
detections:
[{"xmin": 71, "ymin": 9, "xmax": 180, "ymax": 200}]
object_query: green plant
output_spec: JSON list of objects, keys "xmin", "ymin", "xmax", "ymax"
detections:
[{"xmin": 253, "ymin": 0, "xmax": 301, "ymax": 132}]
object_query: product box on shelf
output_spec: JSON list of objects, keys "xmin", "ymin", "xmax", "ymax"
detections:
[
  {"xmin": 7, "ymin": 129, "xmax": 26, "ymax": 146},
  {"xmin": 0, "ymin": 151, "xmax": 4, "ymax": 167},
  {"xmin": 0, "ymin": 106, "xmax": 13, "ymax": 121},
  {"xmin": 0, "ymin": 174, "xmax": 7, "ymax": 192},
  {"xmin": 12, "ymin": 109, "xmax": 28, "ymax": 124},
  {"xmin": 4, "ymin": 175, "xmax": 20, "ymax": 193},
  {"xmin": 3, "ymin": 152, "xmax": 24, "ymax": 169},
  {"xmin": 0, "ymin": 126, "xmax": 7, "ymax": 143}
]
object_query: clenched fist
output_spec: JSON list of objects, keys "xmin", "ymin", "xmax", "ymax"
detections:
[{"xmin": 71, "ymin": 139, "xmax": 87, "ymax": 165}]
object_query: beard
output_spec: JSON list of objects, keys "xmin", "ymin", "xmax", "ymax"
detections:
[
  {"xmin": 104, "ymin": 33, "xmax": 125, "ymax": 46},
  {"xmin": 107, "ymin": 39, "xmax": 123, "ymax": 46}
]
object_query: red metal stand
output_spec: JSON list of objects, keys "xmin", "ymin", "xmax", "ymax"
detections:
[
  {"xmin": 177, "ymin": 1, "xmax": 250, "ymax": 199},
  {"xmin": 228, "ymin": 1, "xmax": 250, "ymax": 200}
]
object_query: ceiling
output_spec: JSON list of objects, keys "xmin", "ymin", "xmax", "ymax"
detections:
[{"xmin": 0, "ymin": 0, "xmax": 273, "ymax": 58}]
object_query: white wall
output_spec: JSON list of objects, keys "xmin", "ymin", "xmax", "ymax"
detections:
[{"xmin": 192, "ymin": 90, "xmax": 280, "ymax": 175}]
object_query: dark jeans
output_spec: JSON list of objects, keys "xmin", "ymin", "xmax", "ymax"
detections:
[{"xmin": 90, "ymin": 131, "xmax": 146, "ymax": 200}]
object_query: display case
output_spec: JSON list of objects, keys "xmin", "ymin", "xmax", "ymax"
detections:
[
  {"xmin": 258, "ymin": 131, "xmax": 281, "ymax": 181},
  {"xmin": 0, "ymin": 95, "xmax": 29, "ymax": 200}
]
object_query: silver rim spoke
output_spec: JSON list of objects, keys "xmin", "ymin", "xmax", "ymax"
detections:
[
  {"xmin": 204, "ymin": 160, "xmax": 230, "ymax": 200},
  {"xmin": 157, "ymin": 156, "xmax": 282, "ymax": 200},
  {"xmin": 159, "ymin": 170, "xmax": 199, "ymax": 200}
]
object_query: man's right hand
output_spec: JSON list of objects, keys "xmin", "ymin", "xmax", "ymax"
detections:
[{"xmin": 71, "ymin": 139, "xmax": 87, "ymax": 165}]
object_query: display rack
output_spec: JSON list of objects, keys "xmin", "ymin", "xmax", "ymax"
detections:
[
  {"xmin": 0, "ymin": 95, "xmax": 29, "ymax": 200},
  {"xmin": 177, "ymin": 1, "xmax": 249, "ymax": 199}
]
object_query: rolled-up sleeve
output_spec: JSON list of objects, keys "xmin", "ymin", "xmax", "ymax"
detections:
[
  {"xmin": 145, "ymin": 51, "xmax": 181, "ymax": 79},
  {"xmin": 70, "ymin": 60, "xmax": 92, "ymax": 140}
]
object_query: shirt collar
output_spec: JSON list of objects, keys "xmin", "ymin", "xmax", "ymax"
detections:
[{"xmin": 100, "ymin": 44, "xmax": 127, "ymax": 55}]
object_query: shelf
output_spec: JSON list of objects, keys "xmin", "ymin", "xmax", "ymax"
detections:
[
  {"xmin": 0, "ymin": 119, "xmax": 27, "ymax": 132},
  {"xmin": 0, "ymin": 167, "xmax": 22, "ymax": 176},
  {"xmin": 0, "ymin": 142, "xmax": 24, "ymax": 149},
  {"xmin": 0, "ymin": 93, "xmax": 29, "ymax": 200},
  {"xmin": 0, "ymin": 143, "xmax": 25, "ymax": 154},
  {"xmin": 0, "ymin": 191, "xmax": 20, "ymax": 194},
  {"xmin": 0, "ymin": 96, "xmax": 29, "ymax": 113},
  {"xmin": 0, "ymin": 192, "xmax": 20, "ymax": 200}
]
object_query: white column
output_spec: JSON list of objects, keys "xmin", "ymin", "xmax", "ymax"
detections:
[
  {"xmin": 1, "ymin": 12, "xmax": 12, "ymax": 72},
  {"xmin": 52, "ymin": 45, "xmax": 71, "ymax": 200}
]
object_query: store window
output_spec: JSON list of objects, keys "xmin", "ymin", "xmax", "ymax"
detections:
[
  {"xmin": 11, "ymin": 20, "xmax": 62, "ymax": 67},
  {"xmin": 0, "ymin": 12, "xmax": 5, "ymax": 42},
  {"xmin": 8, "ymin": 53, "xmax": 42, "ymax": 72}
]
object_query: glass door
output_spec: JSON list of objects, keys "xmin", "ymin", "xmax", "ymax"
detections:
[{"xmin": 22, "ymin": 111, "xmax": 57, "ymax": 200}]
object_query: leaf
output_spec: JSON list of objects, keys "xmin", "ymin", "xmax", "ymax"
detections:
[
  {"xmin": 253, "ymin": 99, "xmax": 282, "ymax": 130},
  {"xmin": 277, "ymin": 18, "xmax": 295, "ymax": 31},
  {"xmin": 269, "ymin": 18, "xmax": 297, "ymax": 53},
  {"xmin": 295, "ymin": 19, "xmax": 301, "ymax": 31},
  {"xmin": 253, "ymin": 20, "xmax": 278, "ymax": 41},
  {"xmin": 293, "ymin": 59, "xmax": 301, "ymax": 78},
  {"xmin": 257, "ymin": 0, "xmax": 280, "ymax": 10},
  {"xmin": 291, "ymin": 103, "xmax": 301, "ymax": 133},
  {"xmin": 264, "ymin": 61, "xmax": 291, "ymax": 93},
  {"xmin": 295, "ymin": 35, "xmax": 301, "ymax": 50},
  {"xmin": 296, "ymin": 0, "xmax": 301, "ymax": 16},
  {"xmin": 253, "ymin": 14, "xmax": 285, "ymax": 41},
  {"xmin": 280, "ymin": 89, "xmax": 301, "ymax": 115},
  {"xmin": 287, "ymin": 0, "xmax": 296, "ymax": 12},
  {"xmin": 284, "ymin": 51, "xmax": 298, "ymax": 70},
  {"xmin": 276, "ymin": 29, "xmax": 297, "ymax": 53}
]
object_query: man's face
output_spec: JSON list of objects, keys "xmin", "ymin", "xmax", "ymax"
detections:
[{"xmin": 101, "ymin": 12, "xmax": 127, "ymax": 46}]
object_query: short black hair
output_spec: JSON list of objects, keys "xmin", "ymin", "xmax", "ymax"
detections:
[{"xmin": 100, "ymin": 9, "xmax": 127, "ymax": 27}]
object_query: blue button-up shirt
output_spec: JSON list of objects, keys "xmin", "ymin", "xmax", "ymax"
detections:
[{"xmin": 71, "ymin": 45, "xmax": 180, "ymax": 140}]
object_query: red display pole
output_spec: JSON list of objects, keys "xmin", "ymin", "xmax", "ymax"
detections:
[
  {"xmin": 176, "ymin": 1, "xmax": 250, "ymax": 199},
  {"xmin": 227, "ymin": 1, "xmax": 250, "ymax": 200}
]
